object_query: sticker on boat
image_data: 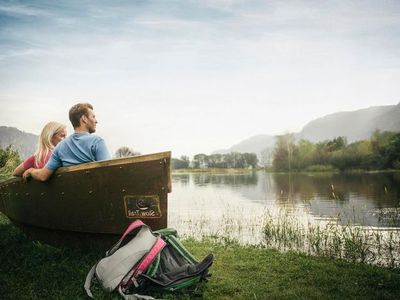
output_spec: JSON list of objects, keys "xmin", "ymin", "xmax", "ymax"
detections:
[{"xmin": 124, "ymin": 195, "xmax": 162, "ymax": 218}]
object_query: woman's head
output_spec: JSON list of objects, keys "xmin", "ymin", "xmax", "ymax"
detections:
[
  {"xmin": 35, "ymin": 122, "xmax": 67, "ymax": 165},
  {"xmin": 40, "ymin": 121, "xmax": 67, "ymax": 148}
]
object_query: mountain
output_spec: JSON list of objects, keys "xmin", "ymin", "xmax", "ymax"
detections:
[
  {"xmin": 0, "ymin": 126, "xmax": 38, "ymax": 159},
  {"xmin": 214, "ymin": 103, "xmax": 400, "ymax": 159},
  {"xmin": 229, "ymin": 134, "xmax": 275, "ymax": 153},
  {"xmin": 213, "ymin": 134, "xmax": 276, "ymax": 163},
  {"xmin": 371, "ymin": 103, "xmax": 400, "ymax": 133},
  {"xmin": 299, "ymin": 103, "xmax": 400, "ymax": 142}
]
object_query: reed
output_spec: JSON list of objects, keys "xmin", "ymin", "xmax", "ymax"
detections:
[
  {"xmin": 171, "ymin": 201, "xmax": 399, "ymax": 268},
  {"xmin": 263, "ymin": 210, "xmax": 400, "ymax": 268}
]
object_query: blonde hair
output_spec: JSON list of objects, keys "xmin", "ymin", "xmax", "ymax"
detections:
[{"xmin": 34, "ymin": 121, "xmax": 66, "ymax": 167}]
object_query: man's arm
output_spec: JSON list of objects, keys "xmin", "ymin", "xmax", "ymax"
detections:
[{"xmin": 23, "ymin": 167, "xmax": 54, "ymax": 181}]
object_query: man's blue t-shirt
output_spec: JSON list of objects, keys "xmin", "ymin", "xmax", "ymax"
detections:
[{"xmin": 46, "ymin": 132, "xmax": 110, "ymax": 170}]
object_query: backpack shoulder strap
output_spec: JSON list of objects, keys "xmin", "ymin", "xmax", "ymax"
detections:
[
  {"xmin": 84, "ymin": 263, "xmax": 97, "ymax": 298},
  {"xmin": 164, "ymin": 233, "xmax": 197, "ymax": 264},
  {"xmin": 107, "ymin": 220, "xmax": 146, "ymax": 256}
]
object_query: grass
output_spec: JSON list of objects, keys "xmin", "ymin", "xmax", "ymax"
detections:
[{"xmin": 1, "ymin": 214, "xmax": 400, "ymax": 299}]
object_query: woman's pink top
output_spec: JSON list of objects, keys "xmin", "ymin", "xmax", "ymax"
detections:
[{"xmin": 22, "ymin": 151, "xmax": 52, "ymax": 169}]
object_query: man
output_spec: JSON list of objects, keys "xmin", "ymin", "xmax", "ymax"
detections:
[{"xmin": 24, "ymin": 103, "xmax": 110, "ymax": 181}]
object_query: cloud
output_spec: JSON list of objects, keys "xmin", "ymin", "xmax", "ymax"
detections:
[{"xmin": 0, "ymin": 3, "xmax": 49, "ymax": 17}]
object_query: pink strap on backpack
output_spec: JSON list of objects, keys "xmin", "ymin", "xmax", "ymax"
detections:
[
  {"xmin": 107, "ymin": 220, "xmax": 146, "ymax": 256},
  {"xmin": 121, "ymin": 220, "xmax": 146, "ymax": 240},
  {"xmin": 135, "ymin": 238, "xmax": 166, "ymax": 276},
  {"xmin": 119, "ymin": 235, "xmax": 166, "ymax": 290}
]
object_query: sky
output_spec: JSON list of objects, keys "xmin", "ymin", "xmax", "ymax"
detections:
[{"xmin": 0, "ymin": 0, "xmax": 399, "ymax": 158}]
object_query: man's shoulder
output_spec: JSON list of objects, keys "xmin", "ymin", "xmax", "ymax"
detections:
[
  {"xmin": 75, "ymin": 134, "xmax": 105, "ymax": 148},
  {"xmin": 69, "ymin": 132, "xmax": 102, "ymax": 142},
  {"xmin": 55, "ymin": 135, "xmax": 73, "ymax": 149},
  {"xmin": 83, "ymin": 134, "xmax": 104, "ymax": 143}
]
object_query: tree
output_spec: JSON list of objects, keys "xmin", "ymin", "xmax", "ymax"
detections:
[
  {"xmin": 180, "ymin": 155, "xmax": 190, "ymax": 167},
  {"xmin": 295, "ymin": 139, "xmax": 315, "ymax": 170},
  {"xmin": 260, "ymin": 148, "xmax": 273, "ymax": 168},
  {"xmin": 272, "ymin": 133, "xmax": 296, "ymax": 171},
  {"xmin": 313, "ymin": 141, "xmax": 329, "ymax": 165},
  {"xmin": 171, "ymin": 156, "xmax": 190, "ymax": 169},
  {"xmin": 326, "ymin": 136, "xmax": 347, "ymax": 152},
  {"xmin": 242, "ymin": 152, "xmax": 258, "ymax": 169},
  {"xmin": 208, "ymin": 154, "xmax": 226, "ymax": 168},
  {"xmin": 381, "ymin": 132, "xmax": 400, "ymax": 169},
  {"xmin": 114, "ymin": 146, "xmax": 141, "ymax": 158},
  {"xmin": 369, "ymin": 130, "xmax": 398, "ymax": 168},
  {"xmin": 192, "ymin": 153, "xmax": 208, "ymax": 168}
]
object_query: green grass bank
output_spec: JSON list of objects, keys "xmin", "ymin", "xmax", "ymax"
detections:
[{"xmin": 1, "ymin": 214, "xmax": 400, "ymax": 300}]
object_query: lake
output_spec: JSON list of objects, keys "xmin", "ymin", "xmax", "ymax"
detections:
[{"xmin": 168, "ymin": 171, "xmax": 400, "ymax": 245}]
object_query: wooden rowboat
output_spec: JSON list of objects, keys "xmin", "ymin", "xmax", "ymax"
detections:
[{"xmin": 0, "ymin": 151, "xmax": 171, "ymax": 248}]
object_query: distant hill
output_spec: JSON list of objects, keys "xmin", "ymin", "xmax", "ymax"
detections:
[
  {"xmin": 214, "ymin": 103, "xmax": 400, "ymax": 161},
  {"xmin": 0, "ymin": 126, "xmax": 38, "ymax": 159},
  {"xmin": 299, "ymin": 103, "xmax": 400, "ymax": 142},
  {"xmin": 213, "ymin": 134, "xmax": 276, "ymax": 164}
]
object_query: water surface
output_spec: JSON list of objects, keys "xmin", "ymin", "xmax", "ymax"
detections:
[{"xmin": 168, "ymin": 171, "xmax": 400, "ymax": 244}]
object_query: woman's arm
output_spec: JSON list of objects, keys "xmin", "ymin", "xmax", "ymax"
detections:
[
  {"xmin": 13, "ymin": 162, "xmax": 26, "ymax": 176},
  {"xmin": 13, "ymin": 155, "xmax": 35, "ymax": 176}
]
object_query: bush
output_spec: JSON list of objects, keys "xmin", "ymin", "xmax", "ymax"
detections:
[
  {"xmin": 393, "ymin": 160, "xmax": 400, "ymax": 170},
  {"xmin": 0, "ymin": 146, "xmax": 21, "ymax": 179}
]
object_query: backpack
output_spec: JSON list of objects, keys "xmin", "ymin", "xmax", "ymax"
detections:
[{"xmin": 84, "ymin": 220, "xmax": 213, "ymax": 299}]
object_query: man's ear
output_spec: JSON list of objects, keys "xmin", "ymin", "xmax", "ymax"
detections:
[{"xmin": 81, "ymin": 115, "xmax": 88, "ymax": 124}]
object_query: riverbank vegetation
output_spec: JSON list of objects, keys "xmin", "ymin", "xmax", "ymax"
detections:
[
  {"xmin": 172, "ymin": 152, "xmax": 258, "ymax": 170},
  {"xmin": 273, "ymin": 130, "xmax": 400, "ymax": 172},
  {"xmin": 1, "ymin": 214, "xmax": 400, "ymax": 299},
  {"xmin": 172, "ymin": 130, "xmax": 400, "ymax": 173}
]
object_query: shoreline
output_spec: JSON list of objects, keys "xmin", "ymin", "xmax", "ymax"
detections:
[{"xmin": 172, "ymin": 168, "xmax": 400, "ymax": 174}]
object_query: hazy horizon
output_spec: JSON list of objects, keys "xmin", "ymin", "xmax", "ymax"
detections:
[{"xmin": 1, "ymin": 1, "xmax": 399, "ymax": 157}]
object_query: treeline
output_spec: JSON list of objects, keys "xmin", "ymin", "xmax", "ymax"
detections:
[
  {"xmin": 272, "ymin": 130, "xmax": 400, "ymax": 172},
  {"xmin": 172, "ymin": 152, "xmax": 259, "ymax": 169},
  {"xmin": 0, "ymin": 146, "xmax": 21, "ymax": 179}
]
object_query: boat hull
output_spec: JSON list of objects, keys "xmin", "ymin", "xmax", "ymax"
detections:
[{"xmin": 0, "ymin": 152, "xmax": 171, "ymax": 247}]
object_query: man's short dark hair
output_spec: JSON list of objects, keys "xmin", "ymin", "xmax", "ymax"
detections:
[{"xmin": 69, "ymin": 103, "xmax": 94, "ymax": 128}]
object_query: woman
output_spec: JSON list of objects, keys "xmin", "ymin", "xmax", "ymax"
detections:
[{"xmin": 13, "ymin": 121, "xmax": 67, "ymax": 176}]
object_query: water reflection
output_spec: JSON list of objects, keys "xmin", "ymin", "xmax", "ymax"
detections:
[
  {"xmin": 271, "ymin": 172, "xmax": 400, "ymax": 227},
  {"xmin": 169, "ymin": 171, "xmax": 400, "ymax": 235}
]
